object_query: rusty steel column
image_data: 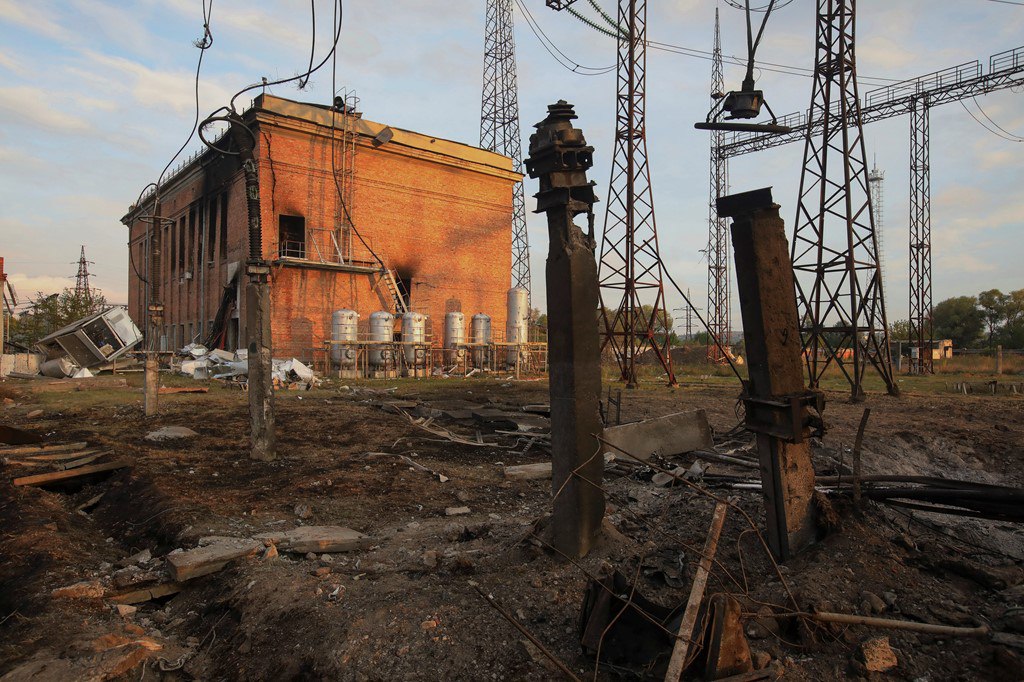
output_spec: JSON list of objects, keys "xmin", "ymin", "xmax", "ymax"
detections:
[
  {"xmin": 719, "ymin": 188, "xmax": 818, "ymax": 561},
  {"xmin": 231, "ymin": 116, "xmax": 276, "ymax": 462},
  {"xmin": 144, "ymin": 203, "xmax": 165, "ymax": 417},
  {"xmin": 525, "ymin": 101, "xmax": 603, "ymax": 558}
]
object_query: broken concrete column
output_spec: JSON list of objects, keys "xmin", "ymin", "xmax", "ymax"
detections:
[
  {"xmin": 232, "ymin": 116, "xmax": 276, "ymax": 462},
  {"xmin": 144, "ymin": 205, "xmax": 165, "ymax": 418},
  {"xmin": 525, "ymin": 101, "xmax": 603, "ymax": 558},
  {"xmin": 718, "ymin": 188, "xmax": 817, "ymax": 561}
]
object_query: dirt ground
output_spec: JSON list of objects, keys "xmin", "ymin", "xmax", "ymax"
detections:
[{"xmin": 1, "ymin": 372, "xmax": 1023, "ymax": 681}]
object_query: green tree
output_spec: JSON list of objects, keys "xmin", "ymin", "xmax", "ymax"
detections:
[
  {"xmin": 977, "ymin": 289, "xmax": 1010, "ymax": 349},
  {"xmin": 888, "ymin": 319, "xmax": 911, "ymax": 340},
  {"xmin": 995, "ymin": 289, "xmax": 1024, "ymax": 348},
  {"xmin": 932, "ymin": 295, "xmax": 984, "ymax": 349},
  {"xmin": 10, "ymin": 288, "xmax": 108, "ymax": 347}
]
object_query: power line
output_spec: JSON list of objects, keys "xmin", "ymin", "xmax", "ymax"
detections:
[
  {"xmin": 959, "ymin": 99, "xmax": 1023, "ymax": 142},
  {"xmin": 971, "ymin": 96, "xmax": 1024, "ymax": 140},
  {"xmin": 512, "ymin": 0, "xmax": 615, "ymax": 75},
  {"xmin": 984, "ymin": 0, "xmax": 1024, "ymax": 6}
]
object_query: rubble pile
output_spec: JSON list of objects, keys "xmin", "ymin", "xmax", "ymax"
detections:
[{"xmin": 172, "ymin": 343, "xmax": 319, "ymax": 389}]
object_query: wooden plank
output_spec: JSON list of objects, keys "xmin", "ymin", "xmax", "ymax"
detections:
[
  {"xmin": 664, "ymin": 501, "xmax": 729, "ymax": 682},
  {"xmin": 158, "ymin": 386, "xmax": 209, "ymax": 394},
  {"xmin": 57, "ymin": 452, "xmax": 108, "ymax": 470},
  {"xmin": 24, "ymin": 448, "xmax": 101, "ymax": 462},
  {"xmin": 12, "ymin": 460, "xmax": 131, "ymax": 487},
  {"xmin": 0, "ymin": 442, "xmax": 87, "ymax": 457},
  {"xmin": 166, "ymin": 539, "xmax": 261, "ymax": 581},
  {"xmin": 503, "ymin": 462, "xmax": 552, "ymax": 481},
  {"xmin": 252, "ymin": 526, "xmax": 371, "ymax": 553},
  {"xmin": 109, "ymin": 582, "xmax": 183, "ymax": 605}
]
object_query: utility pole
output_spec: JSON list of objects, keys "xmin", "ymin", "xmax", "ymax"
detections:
[
  {"xmin": 525, "ymin": 100, "xmax": 603, "ymax": 559},
  {"xmin": 229, "ymin": 115, "xmax": 276, "ymax": 462},
  {"xmin": 589, "ymin": 0, "xmax": 676, "ymax": 387},
  {"xmin": 481, "ymin": 0, "xmax": 531, "ymax": 299},
  {"xmin": 706, "ymin": 7, "xmax": 731, "ymax": 364},
  {"xmin": 790, "ymin": 0, "xmax": 898, "ymax": 400}
]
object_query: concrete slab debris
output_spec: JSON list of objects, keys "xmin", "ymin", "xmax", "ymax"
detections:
[
  {"xmin": 252, "ymin": 526, "xmax": 371, "ymax": 553},
  {"xmin": 166, "ymin": 538, "xmax": 262, "ymax": 582},
  {"xmin": 144, "ymin": 426, "xmax": 199, "ymax": 442},
  {"xmin": 601, "ymin": 409, "xmax": 713, "ymax": 462},
  {"xmin": 445, "ymin": 506, "xmax": 471, "ymax": 516},
  {"xmin": 51, "ymin": 580, "xmax": 105, "ymax": 599}
]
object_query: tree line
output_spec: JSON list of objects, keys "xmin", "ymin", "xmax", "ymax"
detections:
[{"xmin": 891, "ymin": 288, "xmax": 1024, "ymax": 350}]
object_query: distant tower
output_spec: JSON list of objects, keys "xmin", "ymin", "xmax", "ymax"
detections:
[
  {"xmin": 706, "ymin": 7, "xmax": 730, "ymax": 363},
  {"xmin": 74, "ymin": 246, "xmax": 94, "ymax": 300},
  {"xmin": 867, "ymin": 161, "xmax": 886, "ymax": 303},
  {"xmin": 480, "ymin": 0, "xmax": 531, "ymax": 298}
]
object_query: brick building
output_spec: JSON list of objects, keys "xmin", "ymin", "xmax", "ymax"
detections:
[{"xmin": 123, "ymin": 94, "xmax": 520, "ymax": 361}]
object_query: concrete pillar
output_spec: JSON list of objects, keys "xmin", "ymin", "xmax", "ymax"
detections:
[
  {"xmin": 144, "ymin": 206, "xmax": 165, "ymax": 417},
  {"xmin": 525, "ymin": 101, "xmax": 603, "ymax": 558},
  {"xmin": 719, "ymin": 188, "xmax": 817, "ymax": 561},
  {"xmin": 996, "ymin": 344, "xmax": 1003, "ymax": 375},
  {"xmin": 246, "ymin": 274, "xmax": 276, "ymax": 460}
]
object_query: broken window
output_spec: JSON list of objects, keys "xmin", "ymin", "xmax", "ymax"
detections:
[{"xmin": 278, "ymin": 215, "xmax": 306, "ymax": 259}]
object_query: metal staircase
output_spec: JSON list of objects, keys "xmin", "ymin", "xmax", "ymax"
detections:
[{"xmin": 374, "ymin": 268, "xmax": 409, "ymax": 315}]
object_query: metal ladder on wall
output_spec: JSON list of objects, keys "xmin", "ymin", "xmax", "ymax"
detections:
[{"xmin": 374, "ymin": 268, "xmax": 409, "ymax": 315}]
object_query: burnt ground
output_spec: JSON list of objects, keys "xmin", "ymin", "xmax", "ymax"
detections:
[{"xmin": 1, "ymin": 374, "xmax": 1023, "ymax": 681}]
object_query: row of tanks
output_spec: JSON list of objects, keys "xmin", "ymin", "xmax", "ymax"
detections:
[{"xmin": 328, "ymin": 288, "xmax": 532, "ymax": 377}]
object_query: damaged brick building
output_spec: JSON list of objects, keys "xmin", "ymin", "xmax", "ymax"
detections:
[{"xmin": 123, "ymin": 94, "xmax": 520, "ymax": 360}]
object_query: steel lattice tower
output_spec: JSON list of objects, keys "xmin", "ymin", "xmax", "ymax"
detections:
[
  {"xmin": 706, "ymin": 8, "xmax": 730, "ymax": 363},
  {"xmin": 74, "ymin": 245, "xmax": 93, "ymax": 299},
  {"xmin": 908, "ymin": 96, "xmax": 933, "ymax": 374},
  {"xmin": 791, "ymin": 0, "xmax": 897, "ymax": 399},
  {"xmin": 867, "ymin": 161, "xmax": 887, "ymax": 306},
  {"xmin": 598, "ymin": 0, "xmax": 676, "ymax": 387},
  {"xmin": 481, "ymin": 0, "xmax": 531, "ymax": 296}
]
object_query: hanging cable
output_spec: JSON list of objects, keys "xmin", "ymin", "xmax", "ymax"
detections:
[
  {"xmin": 959, "ymin": 99, "xmax": 1024, "ymax": 142},
  {"xmin": 512, "ymin": 0, "xmax": 615, "ymax": 75},
  {"xmin": 298, "ymin": 0, "xmax": 317, "ymax": 89},
  {"xmin": 971, "ymin": 96, "xmax": 1024, "ymax": 141}
]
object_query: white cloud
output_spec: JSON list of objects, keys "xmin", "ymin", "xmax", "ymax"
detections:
[
  {"xmin": 0, "ymin": 86, "xmax": 95, "ymax": 134},
  {"xmin": 0, "ymin": 0, "xmax": 68, "ymax": 41}
]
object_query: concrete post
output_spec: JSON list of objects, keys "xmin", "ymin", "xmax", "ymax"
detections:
[
  {"xmin": 233, "ymin": 117, "xmax": 276, "ymax": 462},
  {"xmin": 996, "ymin": 345, "xmax": 1003, "ymax": 375},
  {"xmin": 144, "ymin": 203, "xmax": 164, "ymax": 417},
  {"xmin": 718, "ymin": 188, "xmax": 817, "ymax": 561},
  {"xmin": 525, "ymin": 101, "xmax": 603, "ymax": 558}
]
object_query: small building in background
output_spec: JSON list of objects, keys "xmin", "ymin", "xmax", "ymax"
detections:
[{"xmin": 122, "ymin": 94, "xmax": 519, "ymax": 362}]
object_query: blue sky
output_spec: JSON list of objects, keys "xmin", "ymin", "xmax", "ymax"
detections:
[{"xmin": 1, "ymin": 0, "xmax": 1021, "ymax": 327}]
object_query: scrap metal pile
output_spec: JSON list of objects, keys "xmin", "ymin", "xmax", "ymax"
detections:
[{"xmin": 172, "ymin": 343, "xmax": 318, "ymax": 389}]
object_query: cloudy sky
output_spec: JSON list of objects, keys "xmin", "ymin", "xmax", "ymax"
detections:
[{"xmin": 1, "ymin": 0, "xmax": 1021, "ymax": 327}]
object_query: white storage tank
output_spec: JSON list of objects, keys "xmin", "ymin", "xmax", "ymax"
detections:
[
  {"xmin": 506, "ymin": 286, "xmax": 530, "ymax": 366},
  {"xmin": 330, "ymin": 309, "xmax": 359, "ymax": 368},
  {"xmin": 444, "ymin": 311, "xmax": 466, "ymax": 363},
  {"xmin": 401, "ymin": 312, "xmax": 428, "ymax": 365},
  {"xmin": 471, "ymin": 313, "xmax": 492, "ymax": 368},
  {"xmin": 368, "ymin": 311, "xmax": 395, "ymax": 368}
]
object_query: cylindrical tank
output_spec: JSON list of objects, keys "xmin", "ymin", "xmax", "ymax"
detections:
[
  {"xmin": 471, "ymin": 313, "xmax": 492, "ymax": 368},
  {"xmin": 40, "ymin": 357, "xmax": 76, "ymax": 378},
  {"xmin": 330, "ymin": 309, "xmax": 359, "ymax": 368},
  {"xmin": 444, "ymin": 311, "xmax": 466, "ymax": 363},
  {"xmin": 368, "ymin": 311, "xmax": 395, "ymax": 368},
  {"xmin": 401, "ymin": 312, "xmax": 428, "ymax": 365},
  {"xmin": 505, "ymin": 286, "xmax": 530, "ymax": 366}
]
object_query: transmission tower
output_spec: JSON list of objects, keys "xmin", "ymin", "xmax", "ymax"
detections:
[
  {"xmin": 791, "ymin": 0, "xmax": 897, "ymax": 399},
  {"xmin": 706, "ymin": 7, "xmax": 730, "ymax": 364},
  {"xmin": 908, "ymin": 96, "xmax": 933, "ymax": 375},
  {"xmin": 595, "ymin": 0, "xmax": 676, "ymax": 387},
  {"xmin": 73, "ymin": 245, "xmax": 94, "ymax": 300},
  {"xmin": 480, "ymin": 0, "xmax": 531, "ymax": 297}
]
